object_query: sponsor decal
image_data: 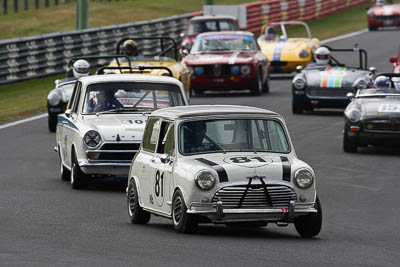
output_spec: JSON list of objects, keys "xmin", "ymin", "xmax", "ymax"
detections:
[{"xmin": 320, "ymin": 66, "xmax": 346, "ymax": 88}]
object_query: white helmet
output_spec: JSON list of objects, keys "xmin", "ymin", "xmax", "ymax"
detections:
[
  {"xmin": 72, "ymin": 59, "xmax": 90, "ymax": 78},
  {"xmin": 374, "ymin": 76, "xmax": 391, "ymax": 90},
  {"xmin": 376, "ymin": 0, "xmax": 385, "ymax": 6},
  {"xmin": 314, "ymin": 47, "xmax": 330, "ymax": 65}
]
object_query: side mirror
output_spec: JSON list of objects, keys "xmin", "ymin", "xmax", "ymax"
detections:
[
  {"xmin": 55, "ymin": 79, "xmax": 60, "ymax": 86},
  {"xmin": 346, "ymin": 92, "xmax": 355, "ymax": 100},
  {"xmin": 160, "ymin": 154, "xmax": 170, "ymax": 164},
  {"xmin": 369, "ymin": 66, "xmax": 376, "ymax": 74},
  {"xmin": 65, "ymin": 109, "xmax": 72, "ymax": 118},
  {"xmin": 296, "ymin": 65, "xmax": 303, "ymax": 73},
  {"xmin": 390, "ymin": 57, "xmax": 398, "ymax": 63},
  {"xmin": 180, "ymin": 32, "xmax": 185, "ymax": 38}
]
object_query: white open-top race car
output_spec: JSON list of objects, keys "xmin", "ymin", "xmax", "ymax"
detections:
[
  {"xmin": 127, "ymin": 105, "xmax": 322, "ymax": 238},
  {"xmin": 55, "ymin": 73, "xmax": 188, "ymax": 189}
]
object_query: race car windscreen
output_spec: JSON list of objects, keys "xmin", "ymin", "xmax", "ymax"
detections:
[
  {"xmin": 191, "ymin": 34, "xmax": 256, "ymax": 53},
  {"xmin": 188, "ymin": 20, "xmax": 235, "ymax": 35},
  {"xmin": 328, "ymin": 50, "xmax": 363, "ymax": 69},
  {"xmin": 359, "ymin": 78, "xmax": 400, "ymax": 96},
  {"xmin": 179, "ymin": 119, "xmax": 289, "ymax": 155},
  {"xmin": 83, "ymin": 82, "xmax": 184, "ymax": 113}
]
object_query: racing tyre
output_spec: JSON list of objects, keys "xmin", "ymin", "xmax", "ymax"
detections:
[
  {"xmin": 71, "ymin": 152, "xmax": 89, "ymax": 189},
  {"xmin": 172, "ymin": 189, "xmax": 198, "ymax": 233},
  {"xmin": 262, "ymin": 73, "xmax": 270, "ymax": 93},
  {"xmin": 127, "ymin": 179, "xmax": 150, "ymax": 224},
  {"xmin": 343, "ymin": 130, "xmax": 357, "ymax": 153},
  {"xmin": 59, "ymin": 149, "xmax": 70, "ymax": 181},
  {"xmin": 250, "ymin": 71, "xmax": 263, "ymax": 96},
  {"xmin": 48, "ymin": 115, "xmax": 57, "ymax": 132},
  {"xmin": 294, "ymin": 195, "xmax": 322, "ymax": 238}
]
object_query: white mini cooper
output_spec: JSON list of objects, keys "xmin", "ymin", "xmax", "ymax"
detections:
[
  {"xmin": 55, "ymin": 74, "xmax": 188, "ymax": 189},
  {"xmin": 127, "ymin": 105, "xmax": 322, "ymax": 238}
]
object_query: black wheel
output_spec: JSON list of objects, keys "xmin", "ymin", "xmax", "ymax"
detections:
[
  {"xmin": 250, "ymin": 71, "xmax": 263, "ymax": 96},
  {"xmin": 127, "ymin": 179, "xmax": 151, "ymax": 224},
  {"xmin": 292, "ymin": 101, "xmax": 303, "ymax": 114},
  {"xmin": 343, "ymin": 129, "xmax": 357, "ymax": 153},
  {"xmin": 70, "ymin": 151, "xmax": 89, "ymax": 189},
  {"xmin": 59, "ymin": 148, "xmax": 70, "ymax": 181},
  {"xmin": 48, "ymin": 115, "xmax": 57, "ymax": 132},
  {"xmin": 262, "ymin": 72, "xmax": 270, "ymax": 93},
  {"xmin": 226, "ymin": 221, "xmax": 268, "ymax": 228},
  {"xmin": 294, "ymin": 195, "xmax": 322, "ymax": 238},
  {"xmin": 368, "ymin": 25, "xmax": 378, "ymax": 31},
  {"xmin": 172, "ymin": 190, "xmax": 198, "ymax": 233}
]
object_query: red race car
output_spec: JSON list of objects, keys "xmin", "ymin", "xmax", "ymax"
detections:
[
  {"xmin": 182, "ymin": 31, "xmax": 270, "ymax": 96},
  {"xmin": 180, "ymin": 15, "xmax": 239, "ymax": 55},
  {"xmin": 390, "ymin": 45, "xmax": 400, "ymax": 73},
  {"xmin": 367, "ymin": 0, "xmax": 400, "ymax": 31}
]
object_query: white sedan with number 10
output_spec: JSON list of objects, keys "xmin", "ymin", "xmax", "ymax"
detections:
[{"xmin": 127, "ymin": 105, "xmax": 322, "ymax": 238}]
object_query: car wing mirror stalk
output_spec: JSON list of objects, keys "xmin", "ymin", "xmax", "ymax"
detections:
[
  {"xmin": 346, "ymin": 92, "xmax": 355, "ymax": 100},
  {"xmin": 296, "ymin": 65, "xmax": 303, "ymax": 73},
  {"xmin": 65, "ymin": 109, "xmax": 72, "ymax": 118}
]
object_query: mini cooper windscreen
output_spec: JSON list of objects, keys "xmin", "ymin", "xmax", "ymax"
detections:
[
  {"xmin": 191, "ymin": 35, "xmax": 257, "ymax": 53},
  {"xmin": 179, "ymin": 119, "xmax": 289, "ymax": 154},
  {"xmin": 83, "ymin": 82, "xmax": 185, "ymax": 113}
]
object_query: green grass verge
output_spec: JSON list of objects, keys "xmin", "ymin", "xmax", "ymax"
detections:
[{"xmin": 0, "ymin": 1, "xmax": 380, "ymax": 124}]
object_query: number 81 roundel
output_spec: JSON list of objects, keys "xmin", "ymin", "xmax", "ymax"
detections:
[{"xmin": 223, "ymin": 156, "xmax": 273, "ymax": 168}]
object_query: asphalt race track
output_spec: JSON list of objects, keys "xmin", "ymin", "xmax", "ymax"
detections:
[{"xmin": 1, "ymin": 30, "xmax": 400, "ymax": 266}]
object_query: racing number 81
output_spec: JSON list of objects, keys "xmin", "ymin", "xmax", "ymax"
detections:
[{"xmin": 155, "ymin": 171, "xmax": 164, "ymax": 197}]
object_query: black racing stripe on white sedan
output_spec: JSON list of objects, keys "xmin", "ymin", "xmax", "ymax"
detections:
[
  {"xmin": 195, "ymin": 158, "xmax": 229, "ymax": 183},
  {"xmin": 280, "ymin": 156, "xmax": 291, "ymax": 182}
]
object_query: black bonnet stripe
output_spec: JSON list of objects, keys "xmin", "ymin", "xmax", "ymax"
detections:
[
  {"xmin": 280, "ymin": 156, "xmax": 291, "ymax": 182},
  {"xmin": 195, "ymin": 158, "xmax": 229, "ymax": 183}
]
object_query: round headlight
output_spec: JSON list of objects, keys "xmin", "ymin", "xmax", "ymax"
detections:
[
  {"xmin": 367, "ymin": 11, "xmax": 374, "ymax": 18},
  {"xmin": 240, "ymin": 65, "xmax": 251, "ymax": 75},
  {"xmin": 346, "ymin": 108, "xmax": 361, "ymax": 123},
  {"xmin": 195, "ymin": 66, "xmax": 204, "ymax": 75},
  {"xmin": 293, "ymin": 77, "xmax": 306, "ymax": 89},
  {"xmin": 195, "ymin": 170, "xmax": 216, "ymax": 191},
  {"xmin": 294, "ymin": 168, "xmax": 314, "ymax": 189},
  {"xmin": 48, "ymin": 92, "xmax": 61, "ymax": 106},
  {"xmin": 83, "ymin": 130, "xmax": 102, "ymax": 148},
  {"xmin": 299, "ymin": 49, "xmax": 309, "ymax": 59}
]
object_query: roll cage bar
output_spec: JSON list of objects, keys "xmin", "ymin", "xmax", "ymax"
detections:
[
  {"xmin": 322, "ymin": 45, "xmax": 368, "ymax": 70},
  {"xmin": 95, "ymin": 66, "xmax": 174, "ymax": 77},
  {"xmin": 269, "ymin": 21, "xmax": 312, "ymax": 39},
  {"xmin": 116, "ymin": 37, "xmax": 178, "ymax": 61}
]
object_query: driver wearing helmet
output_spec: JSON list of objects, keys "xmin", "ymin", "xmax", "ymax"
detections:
[
  {"xmin": 263, "ymin": 26, "xmax": 278, "ymax": 41},
  {"xmin": 58, "ymin": 59, "xmax": 90, "ymax": 83},
  {"xmin": 374, "ymin": 76, "xmax": 391, "ymax": 92},
  {"xmin": 306, "ymin": 47, "xmax": 331, "ymax": 68},
  {"xmin": 123, "ymin": 39, "xmax": 138, "ymax": 57},
  {"xmin": 183, "ymin": 121, "xmax": 216, "ymax": 153}
]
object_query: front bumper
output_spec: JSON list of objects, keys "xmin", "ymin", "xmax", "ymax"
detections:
[
  {"xmin": 293, "ymin": 91, "xmax": 350, "ymax": 109},
  {"xmin": 79, "ymin": 161, "xmax": 130, "ymax": 176},
  {"xmin": 347, "ymin": 130, "xmax": 400, "ymax": 146},
  {"xmin": 368, "ymin": 17, "xmax": 400, "ymax": 27},
  {"xmin": 188, "ymin": 201, "xmax": 317, "ymax": 222}
]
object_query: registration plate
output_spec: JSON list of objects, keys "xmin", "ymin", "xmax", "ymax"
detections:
[{"xmin": 212, "ymin": 78, "xmax": 225, "ymax": 83}]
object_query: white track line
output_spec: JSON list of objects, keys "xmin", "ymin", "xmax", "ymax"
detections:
[
  {"xmin": 0, "ymin": 113, "xmax": 48, "ymax": 130},
  {"xmin": 0, "ymin": 28, "xmax": 370, "ymax": 131},
  {"xmin": 320, "ymin": 29, "xmax": 368, "ymax": 44}
]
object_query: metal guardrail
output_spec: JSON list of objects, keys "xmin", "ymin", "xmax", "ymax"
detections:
[{"xmin": 0, "ymin": 0, "xmax": 368, "ymax": 86}]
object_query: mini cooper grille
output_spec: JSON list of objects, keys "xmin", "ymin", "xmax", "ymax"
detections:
[
  {"xmin": 212, "ymin": 184, "xmax": 297, "ymax": 209},
  {"xmin": 306, "ymin": 87, "xmax": 352, "ymax": 97},
  {"xmin": 363, "ymin": 120, "xmax": 400, "ymax": 132}
]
